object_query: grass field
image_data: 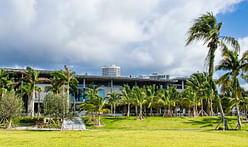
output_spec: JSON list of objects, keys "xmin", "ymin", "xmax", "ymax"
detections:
[
  {"xmin": 84, "ymin": 116, "xmax": 248, "ymax": 130},
  {"xmin": 1, "ymin": 116, "xmax": 248, "ymax": 147},
  {"xmin": 1, "ymin": 129, "xmax": 248, "ymax": 147}
]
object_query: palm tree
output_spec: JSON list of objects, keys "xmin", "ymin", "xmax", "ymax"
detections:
[
  {"xmin": 157, "ymin": 86, "xmax": 177, "ymax": 117},
  {"xmin": 20, "ymin": 67, "xmax": 49, "ymax": 116},
  {"xmin": 216, "ymin": 44, "xmax": 248, "ymax": 130},
  {"xmin": 50, "ymin": 70, "xmax": 66, "ymax": 95},
  {"xmin": 87, "ymin": 88, "xmax": 108, "ymax": 126},
  {"xmin": 36, "ymin": 86, "xmax": 42, "ymax": 117},
  {"xmin": 186, "ymin": 12, "xmax": 239, "ymax": 77},
  {"xmin": 69, "ymin": 77, "xmax": 79, "ymax": 114},
  {"xmin": 187, "ymin": 73, "xmax": 210, "ymax": 116},
  {"xmin": 146, "ymin": 85, "xmax": 157, "ymax": 116},
  {"xmin": 0, "ymin": 69, "xmax": 14, "ymax": 97},
  {"xmin": 64, "ymin": 65, "xmax": 76, "ymax": 113},
  {"xmin": 181, "ymin": 86, "xmax": 197, "ymax": 117},
  {"xmin": 132, "ymin": 86, "xmax": 147, "ymax": 120},
  {"xmin": 107, "ymin": 91, "xmax": 121, "ymax": 116},
  {"xmin": 120, "ymin": 84, "xmax": 133, "ymax": 117}
]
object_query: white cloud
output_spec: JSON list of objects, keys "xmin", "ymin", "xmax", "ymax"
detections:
[
  {"xmin": 0, "ymin": 0, "xmax": 245, "ymax": 76},
  {"xmin": 241, "ymin": 83, "xmax": 248, "ymax": 91}
]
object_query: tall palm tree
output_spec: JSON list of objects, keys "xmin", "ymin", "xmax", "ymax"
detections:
[
  {"xmin": 146, "ymin": 85, "xmax": 157, "ymax": 116},
  {"xmin": 186, "ymin": 12, "xmax": 239, "ymax": 77},
  {"xmin": 69, "ymin": 77, "xmax": 79, "ymax": 114},
  {"xmin": 64, "ymin": 65, "xmax": 76, "ymax": 113},
  {"xmin": 20, "ymin": 67, "xmax": 49, "ymax": 116},
  {"xmin": 120, "ymin": 84, "xmax": 133, "ymax": 117},
  {"xmin": 132, "ymin": 86, "xmax": 147, "ymax": 120},
  {"xmin": 36, "ymin": 86, "xmax": 42, "ymax": 117},
  {"xmin": 107, "ymin": 91, "xmax": 121, "ymax": 116},
  {"xmin": 216, "ymin": 44, "xmax": 248, "ymax": 130}
]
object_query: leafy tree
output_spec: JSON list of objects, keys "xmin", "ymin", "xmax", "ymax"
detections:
[
  {"xmin": 107, "ymin": 91, "xmax": 121, "ymax": 116},
  {"xmin": 146, "ymin": 85, "xmax": 157, "ymax": 116},
  {"xmin": 157, "ymin": 86, "xmax": 177, "ymax": 117},
  {"xmin": 0, "ymin": 69, "xmax": 14, "ymax": 97},
  {"xmin": 69, "ymin": 77, "xmax": 79, "ymax": 114},
  {"xmin": 87, "ymin": 88, "xmax": 109, "ymax": 126},
  {"xmin": 120, "ymin": 84, "xmax": 133, "ymax": 117},
  {"xmin": 216, "ymin": 44, "xmax": 248, "ymax": 130},
  {"xmin": 132, "ymin": 86, "xmax": 147, "ymax": 120},
  {"xmin": 181, "ymin": 86, "xmax": 197, "ymax": 117},
  {"xmin": 43, "ymin": 93, "xmax": 71, "ymax": 129},
  {"xmin": 36, "ymin": 86, "xmax": 42, "ymax": 117},
  {"xmin": 0, "ymin": 91, "xmax": 24, "ymax": 129},
  {"xmin": 20, "ymin": 67, "xmax": 49, "ymax": 116}
]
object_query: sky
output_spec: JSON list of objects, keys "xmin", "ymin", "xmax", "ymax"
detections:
[{"xmin": 0, "ymin": 0, "xmax": 248, "ymax": 83}]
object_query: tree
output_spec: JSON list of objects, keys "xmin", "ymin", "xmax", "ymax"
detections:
[
  {"xmin": 0, "ymin": 91, "xmax": 24, "ymax": 129},
  {"xmin": 64, "ymin": 65, "xmax": 76, "ymax": 113},
  {"xmin": 132, "ymin": 86, "xmax": 147, "ymax": 120},
  {"xmin": 20, "ymin": 67, "xmax": 49, "ymax": 116},
  {"xmin": 157, "ymin": 86, "xmax": 177, "ymax": 117},
  {"xmin": 146, "ymin": 85, "xmax": 157, "ymax": 116},
  {"xmin": 87, "ymin": 88, "xmax": 109, "ymax": 126},
  {"xmin": 107, "ymin": 91, "xmax": 121, "ymax": 116},
  {"xmin": 216, "ymin": 44, "xmax": 248, "ymax": 130},
  {"xmin": 43, "ymin": 93, "xmax": 71, "ymax": 129},
  {"xmin": 0, "ymin": 69, "xmax": 14, "ymax": 98},
  {"xmin": 187, "ymin": 73, "xmax": 210, "ymax": 116},
  {"xmin": 69, "ymin": 77, "xmax": 79, "ymax": 114},
  {"xmin": 186, "ymin": 12, "xmax": 239, "ymax": 77},
  {"xmin": 120, "ymin": 84, "xmax": 133, "ymax": 117},
  {"xmin": 36, "ymin": 86, "xmax": 42, "ymax": 117},
  {"xmin": 181, "ymin": 86, "xmax": 197, "ymax": 117}
]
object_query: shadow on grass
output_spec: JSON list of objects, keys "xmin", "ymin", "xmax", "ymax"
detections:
[{"xmin": 183, "ymin": 117, "xmax": 221, "ymax": 128}]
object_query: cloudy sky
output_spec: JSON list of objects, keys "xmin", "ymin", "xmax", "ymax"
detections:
[{"xmin": 0, "ymin": 0, "xmax": 248, "ymax": 79}]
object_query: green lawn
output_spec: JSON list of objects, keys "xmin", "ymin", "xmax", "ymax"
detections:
[
  {"xmin": 84, "ymin": 116, "xmax": 248, "ymax": 130},
  {"xmin": 1, "ymin": 116, "xmax": 248, "ymax": 146},
  {"xmin": 1, "ymin": 129, "xmax": 248, "ymax": 147}
]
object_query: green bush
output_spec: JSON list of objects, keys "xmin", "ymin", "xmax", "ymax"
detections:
[{"xmin": 12, "ymin": 117, "xmax": 44, "ymax": 127}]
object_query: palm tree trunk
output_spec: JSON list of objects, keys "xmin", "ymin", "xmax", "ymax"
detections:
[
  {"xmin": 233, "ymin": 77, "xmax": 241, "ymax": 130},
  {"xmin": 114, "ymin": 104, "xmax": 116, "ymax": 117},
  {"xmin": 235, "ymin": 95, "xmax": 242, "ymax": 130},
  {"xmin": 150, "ymin": 107, "xmax": 153, "ymax": 116},
  {"xmin": 167, "ymin": 105, "xmax": 171, "ymax": 117},
  {"xmin": 66, "ymin": 80, "xmax": 70, "ymax": 113},
  {"xmin": 174, "ymin": 105, "xmax": 177, "ymax": 116},
  {"xmin": 163, "ymin": 106, "xmax": 166, "ymax": 117},
  {"xmin": 29, "ymin": 88, "xmax": 35, "ymax": 117},
  {"xmin": 217, "ymin": 95, "xmax": 228, "ymax": 130},
  {"xmin": 188, "ymin": 107, "xmax": 191, "ymax": 117},
  {"xmin": 98, "ymin": 111, "xmax": 101, "ymax": 126},
  {"xmin": 37, "ymin": 92, "xmax": 40, "ymax": 117},
  {"xmin": 139, "ymin": 104, "xmax": 143, "ymax": 120},
  {"xmin": 127, "ymin": 103, "xmax": 130, "ymax": 117},
  {"xmin": 201, "ymin": 99, "xmax": 204, "ymax": 116},
  {"xmin": 210, "ymin": 99, "xmax": 214, "ymax": 116}
]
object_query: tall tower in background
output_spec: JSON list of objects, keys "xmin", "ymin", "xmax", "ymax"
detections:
[{"xmin": 102, "ymin": 65, "xmax": 120, "ymax": 77}]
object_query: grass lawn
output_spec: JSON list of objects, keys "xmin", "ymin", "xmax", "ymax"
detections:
[
  {"xmin": 1, "ymin": 116, "xmax": 248, "ymax": 146},
  {"xmin": 84, "ymin": 116, "xmax": 248, "ymax": 130},
  {"xmin": 1, "ymin": 129, "xmax": 248, "ymax": 147}
]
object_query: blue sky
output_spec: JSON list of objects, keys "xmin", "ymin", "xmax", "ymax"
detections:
[
  {"xmin": 0, "ymin": 0, "xmax": 247, "ymax": 83},
  {"xmin": 217, "ymin": 0, "xmax": 248, "ymax": 38}
]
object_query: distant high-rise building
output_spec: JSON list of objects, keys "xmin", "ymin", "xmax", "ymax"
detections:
[{"xmin": 102, "ymin": 65, "xmax": 120, "ymax": 77}]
